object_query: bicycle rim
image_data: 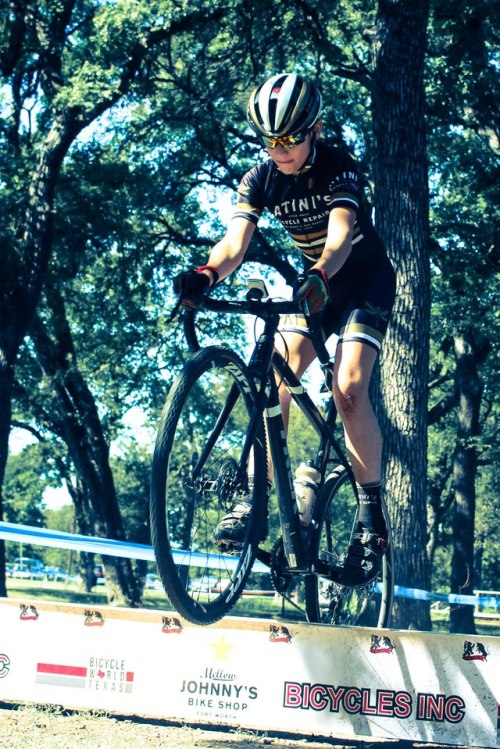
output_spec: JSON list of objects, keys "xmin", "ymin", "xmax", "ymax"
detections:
[
  {"xmin": 150, "ymin": 346, "xmax": 267, "ymax": 625},
  {"xmin": 305, "ymin": 466, "xmax": 394, "ymax": 628}
]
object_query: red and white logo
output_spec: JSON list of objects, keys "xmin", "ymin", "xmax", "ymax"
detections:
[
  {"xmin": 462, "ymin": 640, "xmax": 488, "ymax": 662},
  {"xmin": 0, "ymin": 654, "xmax": 10, "ymax": 678},
  {"xmin": 370, "ymin": 635, "xmax": 395, "ymax": 654}
]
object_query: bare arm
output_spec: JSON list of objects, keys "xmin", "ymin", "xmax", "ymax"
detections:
[
  {"xmin": 310, "ymin": 207, "xmax": 356, "ymax": 280},
  {"xmin": 200, "ymin": 218, "xmax": 256, "ymax": 285}
]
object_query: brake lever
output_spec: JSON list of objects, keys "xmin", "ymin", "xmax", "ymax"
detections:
[
  {"xmin": 300, "ymin": 301, "xmax": 334, "ymax": 392},
  {"xmin": 166, "ymin": 297, "xmax": 183, "ymax": 323}
]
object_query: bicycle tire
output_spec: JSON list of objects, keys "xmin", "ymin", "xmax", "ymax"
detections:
[
  {"xmin": 304, "ymin": 465, "xmax": 394, "ymax": 627},
  {"xmin": 150, "ymin": 345, "xmax": 268, "ymax": 625}
]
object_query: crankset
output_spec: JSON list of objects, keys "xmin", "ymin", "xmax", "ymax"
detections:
[{"xmin": 269, "ymin": 537, "xmax": 294, "ymax": 597}]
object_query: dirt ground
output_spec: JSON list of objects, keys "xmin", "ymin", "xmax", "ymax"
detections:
[{"xmin": 0, "ymin": 704, "xmax": 474, "ymax": 749}]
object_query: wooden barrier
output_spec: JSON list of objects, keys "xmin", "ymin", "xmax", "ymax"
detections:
[{"xmin": 0, "ymin": 597, "xmax": 498, "ymax": 747}]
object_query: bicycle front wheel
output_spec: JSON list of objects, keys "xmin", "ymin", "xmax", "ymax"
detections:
[
  {"xmin": 150, "ymin": 345, "xmax": 268, "ymax": 625},
  {"xmin": 305, "ymin": 466, "xmax": 394, "ymax": 628}
]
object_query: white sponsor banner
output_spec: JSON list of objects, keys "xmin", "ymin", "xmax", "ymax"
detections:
[{"xmin": 0, "ymin": 598, "xmax": 498, "ymax": 747}]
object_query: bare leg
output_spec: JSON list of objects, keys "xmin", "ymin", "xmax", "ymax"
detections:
[
  {"xmin": 213, "ymin": 332, "xmax": 317, "ymax": 548},
  {"xmin": 329, "ymin": 340, "xmax": 388, "ymax": 585},
  {"xmin": 332, "ymin": 341, "xmax": 381, "ymax": 484},
  {"xmin": 274, "ymin": 331, "xmax": 317, "ymax": 433}
]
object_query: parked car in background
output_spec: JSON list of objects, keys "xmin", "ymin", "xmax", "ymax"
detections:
[
  {"xmin": 94, "ymin": 563, "xmax": 105, "ymax": 585},
  {"xmin": 44, "ymin": 566, "xmax": 68, "ymax": 582},
  {"xmin": 5, "ymin": 563, "xmax": 15, "ymax": 577},
  {"xmin": 12, "ymin": 558, "xmax": 46, "ymax": 580},
  {"xmin": 188, "ymin": 576, "xmax": 223, "ymax": 593},
  {"xmin": 145, "ymin": 573, "xmax": 163, "ymax": 591}
]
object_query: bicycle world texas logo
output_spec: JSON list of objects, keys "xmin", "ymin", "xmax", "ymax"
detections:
[{"xmin": 35, "ymin": 655, "xmax": 135, "ymax": 694}]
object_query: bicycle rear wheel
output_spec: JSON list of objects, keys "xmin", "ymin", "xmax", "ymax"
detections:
[
  {"xmin": 150, "ymin": 346, "xmax": 268, "ymax": 625},
  {"xmin": 305, "ymin": 466, "xmax": 394, "ymax": 627}
]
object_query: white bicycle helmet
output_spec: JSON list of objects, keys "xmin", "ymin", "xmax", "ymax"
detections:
[{"xmin": 247, "ymin": 73, "xmax": 322, "ymax": 138}]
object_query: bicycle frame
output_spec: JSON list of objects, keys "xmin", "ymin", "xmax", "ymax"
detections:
[
  {"xmin": 152, "ymin": 286, "xmax": 394, "ymax": 627},
  {"xmin": 181, "ymin": 291, "xmax": 357, "ymax": 576},
  {"xmin": 242, "ymin": 310, "xmax": 356, "ymax": 573}
]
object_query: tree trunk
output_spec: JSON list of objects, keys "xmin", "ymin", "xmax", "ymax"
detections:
[
  {"xmin": 0, "ymin": 113, "xmax": 79, "ymax": 595},
  {"xmin": 0, "ymin": 2, "xmax": 226, "ymax": 598},
  {"xmin": 449, "ymin": 332, "xmax": 483, "ymax": 634},
  {"xmin": 371, "ymin": 0, "xmax": 432, "ymax": 629},
  {"xmin": 0, "ymin": 358, "xmax": 14, "ymax": 597},
  {"xmin": 29, "ymin": 300, "xmax": 141, "ymax": 607}
]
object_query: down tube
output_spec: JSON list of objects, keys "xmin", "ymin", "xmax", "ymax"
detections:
[{"xmin": 265, "ymin": 376, "xmax": 308, "ymax": 569}]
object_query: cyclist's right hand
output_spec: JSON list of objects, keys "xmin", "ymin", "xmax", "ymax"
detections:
[{"xmin": 173, "ymin": 269, "xmax": 211, "ymax": 309}]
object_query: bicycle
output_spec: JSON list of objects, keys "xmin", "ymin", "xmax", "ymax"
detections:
[{"xmin": 150, "ymin": 279, "xmax": 394, "ymax": 628}]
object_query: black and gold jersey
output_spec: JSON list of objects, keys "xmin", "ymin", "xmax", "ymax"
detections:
[{"xmin": 233, "ymin": 142, "xmax": 386, "ymax": 276}]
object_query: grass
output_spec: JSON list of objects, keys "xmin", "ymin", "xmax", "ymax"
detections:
[
  {"xmin": 429, "ymin": 610, "xmax": 500, "ymax": 637},
  {"xmin": 5, "ymin": 578, "xmax": 298, "ymax": 620},
  {"xmin": 5, "ymin": 578, "xmax": 500, "ymax": 636}
]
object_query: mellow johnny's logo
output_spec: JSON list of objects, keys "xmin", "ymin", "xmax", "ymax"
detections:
[
  {"xmin": 180, "ymin": 667, "xmax": 258, "ymax": 717},
  {"xmin": 36, "ymin": 656, "xmax": 134, "ymax": 693},
  {"xmin": 283, "ymin": 682, "xmax": 466, "ymax": 723}
]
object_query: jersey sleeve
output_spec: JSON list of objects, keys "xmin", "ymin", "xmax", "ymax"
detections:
[
  {"xmin": 327, "ymin": 150, "xmax": 361, "ymax": 214},
  {"xmin": 231, "ymin": 165, "xmax": 266, "ymax": 224}
]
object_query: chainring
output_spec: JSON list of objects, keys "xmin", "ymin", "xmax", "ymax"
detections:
[{"xmin": 270, "ymin": 537, "xmax": 294, "ymax": 596}]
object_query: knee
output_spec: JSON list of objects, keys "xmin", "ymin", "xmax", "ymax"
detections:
[{"xmin": 333, "ymin": 372, "xmax": 366, "ymax": 420}]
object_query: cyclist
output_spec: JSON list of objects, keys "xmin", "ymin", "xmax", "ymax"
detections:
[{"xmin": 174, "ymin": 72, "xmax": 396, "ymax": 586}]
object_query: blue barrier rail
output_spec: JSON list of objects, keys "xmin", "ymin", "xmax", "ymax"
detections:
[{"xmin": 1, "ymin": 521, "xmax": 498, "ymax": 609}]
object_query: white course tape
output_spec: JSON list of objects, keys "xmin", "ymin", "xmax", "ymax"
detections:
[{"xmin": 1, "ymin": 521, "xmax": 497, "ymax": 607}]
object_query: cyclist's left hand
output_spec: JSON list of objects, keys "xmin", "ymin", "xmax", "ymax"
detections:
[{"xmin": 293, "ymin": 269, "xmax": 330, "ymax": 315}]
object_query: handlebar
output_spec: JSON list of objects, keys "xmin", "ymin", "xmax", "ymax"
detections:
[{"xmin": 169, "ymin": 289, "xmax": 333, "ymax": 379}]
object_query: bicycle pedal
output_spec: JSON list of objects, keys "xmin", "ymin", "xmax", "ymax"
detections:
[
  {"xmin": 313, "ymin": 558, "xmax": 332, "ymax": 577},
  {"xmin": 215, "ymin": 541, "xmax": 243, "ymax": 555}
]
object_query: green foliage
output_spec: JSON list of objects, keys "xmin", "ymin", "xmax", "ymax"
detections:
[
  {"xmin": 111, "ymin": 442, "xmax": 152, "ymax": 544},
  {"xmin": 421, "ymin": 0, "xmax": 500, "ymax": 595},
  {"xmin": 3, "ymin": 443, "xmax": 54, "ymax": 560},
  {"xmin": 2, "ymin": 0, "xmax": 498, "ymax": 604},
  {"xmin": 43, "ymin": 504, "xmax": 76, "ymax": 570},
  {"xmin": 3, "ymin": 444, "xmax": 56, "ymax": 526}
]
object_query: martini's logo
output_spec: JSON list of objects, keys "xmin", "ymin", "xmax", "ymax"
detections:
[
  {"xmin": 269, "ymin": 625, "xmax": 293, "ymax": 643},
  {"xmin": 162, "ymin": 615, "xmax": 183, "ymax": 634}
]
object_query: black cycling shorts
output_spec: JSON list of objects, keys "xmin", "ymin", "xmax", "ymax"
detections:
[{"xmin": 279, "ymin": 254, "xmax": 396, "ymax": 353}]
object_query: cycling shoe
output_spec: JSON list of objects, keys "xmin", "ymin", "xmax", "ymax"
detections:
[{"xmin": 329, "ymin": 526, "xmax": 387, "ymax": 587}]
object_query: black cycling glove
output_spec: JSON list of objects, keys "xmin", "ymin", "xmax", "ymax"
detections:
[
  {"xmin": 292, "ymin": 268, "xmax": 330, "ymax": 315},
  {"xmin": 173, "ymin": 266, "xmax": 218, "ymax": 309}
]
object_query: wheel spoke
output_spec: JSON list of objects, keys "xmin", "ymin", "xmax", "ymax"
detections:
[
  {"xmin": 150, "ymin": 347, "xmax": 267, "ymax": 624},
  {"xmin": 305, "ymin": 467, "xmax": 394, "ymax": 627}
]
